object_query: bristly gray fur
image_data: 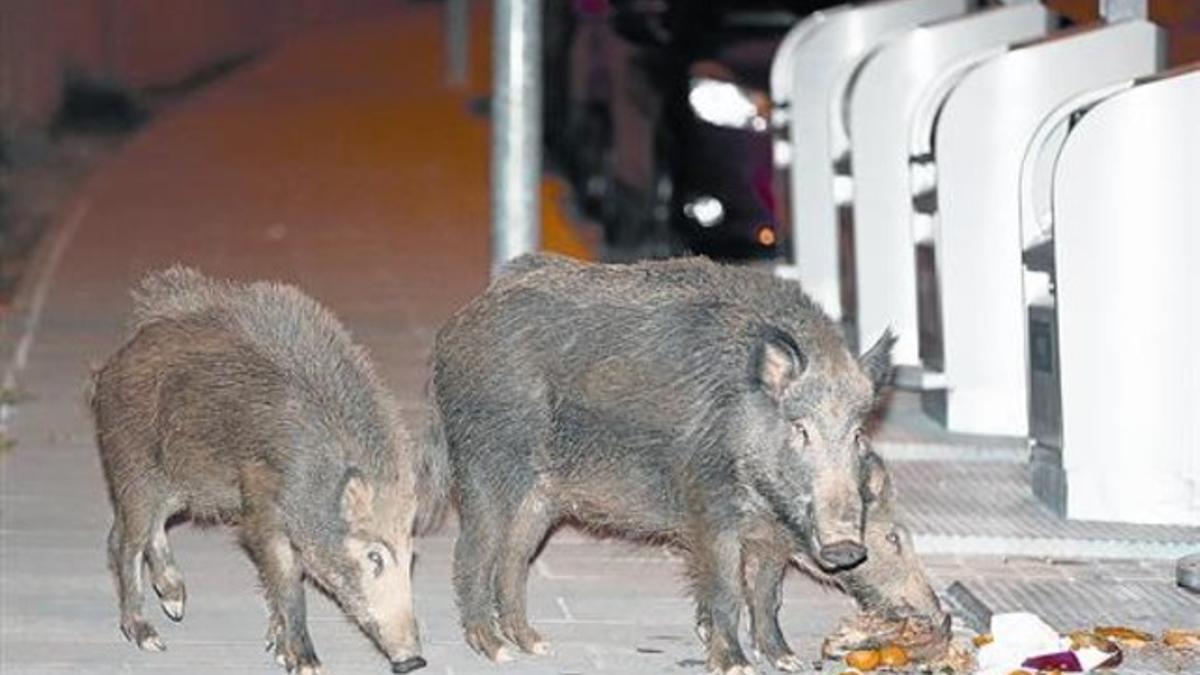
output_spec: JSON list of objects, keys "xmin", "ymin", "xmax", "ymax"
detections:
[
  {"xmin": 131, "ymin": 265, "xmax": 408, "ymax": 480},
  {"xmin": 430, "ymin": 252, "xmax": 900, "ymax": 671},
  {"xmin": 130, "ymin": 263, "xmax": 405, "ymax": 473},
  {"xmin": 91, "ymin": 265, "xmax": 427, "ymax": 670}
]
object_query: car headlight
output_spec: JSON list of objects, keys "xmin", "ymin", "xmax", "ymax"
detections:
[
  {"xmin": 683, "ymin": 195, "xmax": 725, "ymax": 228},
  {"xmin": 688, "ymin": 77, "xmax": 769, "ymax": 132}
]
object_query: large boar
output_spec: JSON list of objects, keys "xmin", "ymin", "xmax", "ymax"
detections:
[
  {"xmin": 428, "ymin": 253, "xmax": 894, "ymax": 673},
  {"xmin": 733, "ymin": 452, "xmax": 949, "ymax": 671},
  {"xmin": 90, "ymin": 267, "xmax": 429, "ymax": 674}
]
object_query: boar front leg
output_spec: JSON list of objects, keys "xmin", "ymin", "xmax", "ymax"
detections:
[
  {"xmin": 494, "ymin": 492, "xmax": 554, "ymax": 655},
  {"xmin": 243, "ymin": 501, "xmax": 320, "ymax": 675},
  {"xmin": 690, "ymin": 529, "xmax": 754, "ymax": 675},
  {"xmin": 743, "ymin": 546, "xmax": 804, "ymax": 672}
]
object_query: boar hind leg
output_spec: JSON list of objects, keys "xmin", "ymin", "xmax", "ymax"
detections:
[
  {"xmin": 145, "ymin": 508, "xmax": 186, "ymax": 622},
  {"xmin": 744, "ymin": 548, "xmax": 803, "ymax": 672},
  {"xmin": 453, "ymin": 494, "xmax": 510, "ymax": 662},
  {"xmin": 108, "ymin": 501, "xmax": 166, "ymax": 652},
  {"xmin": 495, "ymin": 494, "xmax": 554, "ymax": 655},
  {"xmin": 690, "ymin": 531, "xmax": 753, "ymax": 675},
  {"xmin": 243, "ymin": 503, "xmax": 320, "ymax": 674}
]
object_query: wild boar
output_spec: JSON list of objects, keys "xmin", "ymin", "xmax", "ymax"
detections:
[
  {"xmin": 428, "ymin": 253, "xmax": 893, "ymax": 673},
  {"xmin": 90, "ymin": 267, "xmax": 430, "ymax": 674}
]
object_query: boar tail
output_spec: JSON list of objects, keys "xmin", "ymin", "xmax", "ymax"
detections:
[
  {"xmin": 414, "ymin": 386, "xmax": 451, "ymax": 534},
  {"xmin": 131, "ymin": 265, "xmax": 215, "ymax": 328}
]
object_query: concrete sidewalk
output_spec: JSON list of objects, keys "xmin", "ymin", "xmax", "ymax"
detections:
[{"xmin": 0, "ymin": 3, "xmax": 1195, "ymax": 675}]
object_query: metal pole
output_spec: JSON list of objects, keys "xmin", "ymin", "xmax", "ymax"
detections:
[
  {"xmin": 491, "ymin": 0, "xmax": 543, "ymax": 273},
  {"xmin": 1100, "ymin": 0, "xmax": 1148, "ymax": 21},
  {"xmin": 445, "ymin": 0, "xmax": 469, "ymax": 87}
]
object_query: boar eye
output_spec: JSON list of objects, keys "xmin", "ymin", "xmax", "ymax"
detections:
[
  {"xmin": 367, "ymin": 550, "xmax": 385, "ymax": 577},
  {"xmin": 886, "ymin": 531, "xmax": 901, "ymax": 552}
]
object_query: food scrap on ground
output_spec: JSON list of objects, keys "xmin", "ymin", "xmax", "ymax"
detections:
[
  {"xmin": 846, "ymin": 648, "xmax": 883, "ymax": 671},
  {"xmin": 824, "ymin": 610, "xmax": 1198, "ymax": 673},
  {"xmin": 1092, "ymin": 626, "xmax": 1154, "ymax": 649},
  {"xmin": 1162, "ymin": 628, "xmax": 1200, "ymax": 649},
  {"xmin": 823, "ymin": 612, "xmax": 950, "ymax": 662},
  {"xmin": 879, "ymin": 644, "xmax": 910, "ymax": 668},
  {"xmin": 970, "ymin": 615, "xmax": 1200, "ymax": 674},
  {"xmin": 825, "ymin": 609, "xmax": 968, "ymax": 672}
]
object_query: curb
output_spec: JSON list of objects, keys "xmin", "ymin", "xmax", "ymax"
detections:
[{"xmin": 0, "ymin": 196, "xmax": 89, "ymax": 437}]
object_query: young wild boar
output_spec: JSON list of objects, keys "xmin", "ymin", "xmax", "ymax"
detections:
[
  {"xmin": 90, "ymin": 267, "xmax": 429, "ymax": 674},
  {"xmin": 736, "ymin": 452, "xmax": 950, "ymax": 671},
  {"xmin": 428, "ymin": 253, "xmax": 895, "ymax": 674}
]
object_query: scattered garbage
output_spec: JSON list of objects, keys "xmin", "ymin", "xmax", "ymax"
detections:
[
  {"xmin": 977, "ymin": 613, "xmax": 1123, "ymax": 674},
  {"xmin": 847, "ymin": 648, "xmax": 884, "ymax": 671},
  {"xmin": 1163, "ymin": 629, "xmax": 1200, "ymax": 649},
  {"xmin": 825, "ymin": 609, "xmax": 1198, "ymax": 673},
  {"xmin": 823, "ymin": 611, "xmax": 951, "ymax": 662},
  {"xmin": 1092, "ymin": 626, "xmax": 1154, "ymax": 649},
  {"xmin": 879, "ymin": 644, "xmax": 910, "ymax": 668}
]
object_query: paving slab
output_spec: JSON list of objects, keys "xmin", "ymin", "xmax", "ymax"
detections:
[{"xmin": 893, "ymin": 460, "xmax": 1200, "ymax": 559}]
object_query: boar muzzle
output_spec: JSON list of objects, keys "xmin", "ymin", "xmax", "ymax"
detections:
[
  {"xmin": 818, "ymin": 540, "xmax": 867, "ymax": 570},
  {"xmin": 391, "ymin": 655, "xmax": 427, "ymax": 673}
]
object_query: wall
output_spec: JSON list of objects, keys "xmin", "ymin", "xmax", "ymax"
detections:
[{"xmin": 0, "ymin": 0, "xmax": 400, "ymax": 147}]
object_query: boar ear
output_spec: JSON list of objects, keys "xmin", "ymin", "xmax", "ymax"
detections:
[
  {"xmin": 861, "ymin": 452, "xmax": 892, "ymax": 504},
  {"xmin": 756, "ymin": 330, "xmax": 806, "ymax": 400},
  {"xmin": 860, "ymin": 329, "xmax": 897, "ymax": 390},
  {"xmin": 338, "ymin": 468, "xmax": 374, "ymax": 526}
]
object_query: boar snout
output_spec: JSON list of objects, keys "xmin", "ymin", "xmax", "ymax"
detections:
[
  {"xmin": 391, "ymin": 655, "xmax": 427, "ymax": 673},
  {"xmin": 368, "ymin": 612, "xmax": 422, "ymax": 670},
  {"xmin": 809, "ymin": 485, "xmax": 867, "ymax": 571},
  {"xmin": 818, "ymin": 540, "xmax": 867, "ymax": 570}
]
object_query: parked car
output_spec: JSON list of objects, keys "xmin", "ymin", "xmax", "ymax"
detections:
[{"xmin": 545, "ymin": 0, "xmax": 840, "ymax": 261}]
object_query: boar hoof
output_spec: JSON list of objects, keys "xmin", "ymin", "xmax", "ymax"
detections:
[
  {"xmin": 771, "ymin": 653, "xmax": 805, "ymax": 672},
  {"xmin": 154, "ymin": 581, "xmax": 186, "ymax": 622},
  {"xmin": 464, "ymin": 623, "xmax": 510, "ymax": 662},
  {"xmin": 390, "ymin": 655, "xmax": 428, "ymax": 673},
  {"xmin": 160, "ymin": 597, "xmax": 185, "ymax": 622},
  {"xmin": 500, "ymin": 618, "xmax": 549, "ymax": 655},
  {"xmin": 493, "ymin": 646, "xmax": 514, "ymax": 663},
  {"xmin": 272, "ymin": 636, "xmax": 319, "ymax": 674},
  {"xmin": 708, "ymin": 651, "xmax": 756, "ymax": 675},
  {"xmin": 122, "ymin": 619, "xmax": 165, "ymax": 652}
]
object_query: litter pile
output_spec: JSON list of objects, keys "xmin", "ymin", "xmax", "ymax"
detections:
[
  {"xmin": 822, "ymin": 611, "xmax": 1200, "ymax": 673},
  {"xmin": 974, "ymin": 614, "xmax": 1199, "ymax": 675}
]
